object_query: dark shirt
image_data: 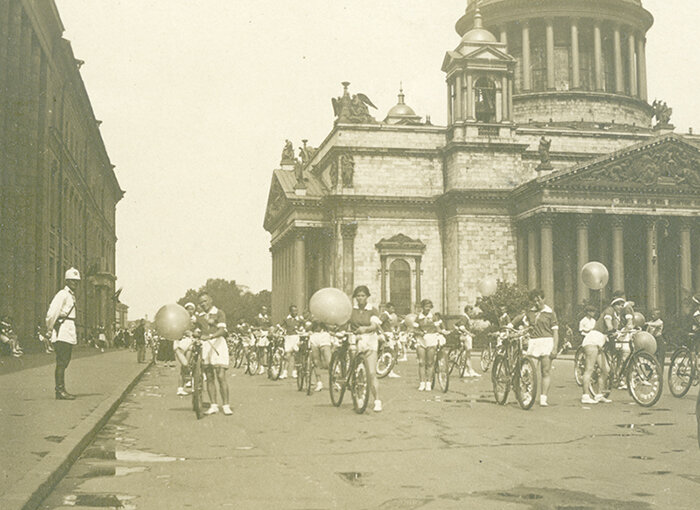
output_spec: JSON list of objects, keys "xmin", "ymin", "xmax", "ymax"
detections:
[{"xmin": 350, "ymin": 304, "xmax": 379, "ymax": 332}]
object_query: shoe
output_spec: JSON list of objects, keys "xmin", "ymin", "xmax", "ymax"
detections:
[
  {"xmin": 388, "ymin": 371, "xmax": 401, "ymax": 378},
  {"xmin": 184, "ymin": 380, "xmax": 192, "ymax": 388},
  {"xmin": 594, "ymin": 394, "xmax": 612, "ymax": 403},
  {"xmin": 315, "ymin": 381, "xmax": 323, "ymax": 392},
  {"xmin": 617, "ymin": 381, "xmax": 628, "ymax": 390},
  {"xmin": 469, "ymin": 370, "xmax": 481, "ymax": 378},
  {"xmin": 292, "ymin": 370, "xmax": 297, "ymax": 379},
  {"xmin": 204, "ymin": 404, "xmax": 219, "ymax": 415},
  {"xmin": 581, "ymin": 394, "xmax": 598, "ymax": 405},
  {"xmin": 258, "ymin": 366, "xmax": 266, "ymax": 375},
  {"xmin": 55, "ymin": 389, "xmax": 76, "ymax": 400},
  {"xmin": 418, "ymin": 382, "xmax": 426, "ymax": 391},
  {"xmin": 222, "ymin": 405, "xmax": 233, "ymax": 415},
  {"xmin": 373, "ymin": 400, "xmax": 383, "ymax": 412},
  {"xmin": 540, "ymin": 395, "xmax": 548, "ymax": 407},
  {"xmin": 176, "ymin": 387, "xmax": 187, "ymax": 396},
  {"xmin": 280, "ymin": 370, "xmax": 288, "ymax": 379},
  {"xmin": 425, "ymin": 382, "xmax": 432, "ymax": 391}
]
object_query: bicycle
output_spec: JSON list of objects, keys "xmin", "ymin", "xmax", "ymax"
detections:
[
  {"xmin": 328, "ymin": 333, "xmax": 371, "ymax": 414},
  {"xmin": 431, "ymin": 338, "xmax": 450, "ymax": 392},
  {"xmin": 188, "ymin": 339, "xmax": 205, "ymax": 420},
  {"xmin": 266, "ymin": 328, "xmax": 285, "ymax": 380},
  {"xmin": 480, "ymin": 331, "xmax": 502, "ymax": 373},
  {"xmin": 376, "ymin": 332, "xmax": 397, "ymax": 379},
  {"xmin": 491, "ymin": 327, "xmax": 538, "ymax": 410},
  {"xmin": 296, "ymin": 334, "xmax": 314, "ymax": 393},
  {"xmin": 589, "ymin": 329, "xmax": 663, "ymax": 407},
  {"xmin": 244, "ymin": 333, "xmax": 260, "ymax": 376},
  {"xmin": 668, "ymin": 332, "xmax": 699, "ymax": 398}
]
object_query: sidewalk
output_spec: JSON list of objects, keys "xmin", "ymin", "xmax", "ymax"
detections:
[{"xmin": 0, "ymin": 350, "xmax": 151, "ymax": 510}]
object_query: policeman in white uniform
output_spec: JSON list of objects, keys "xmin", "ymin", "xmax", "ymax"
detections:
[{"xmin": 46, "ymin": 268, "xmax": 80, "ymax": 400}]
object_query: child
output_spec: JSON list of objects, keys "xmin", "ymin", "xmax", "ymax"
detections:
[
  {"xmin": 309, "ymin": 321, "xmax": 332, "ymax": 391},
  {"xmin": 578, "ymin": 306, "xmax": 597, "ymax": 344}
]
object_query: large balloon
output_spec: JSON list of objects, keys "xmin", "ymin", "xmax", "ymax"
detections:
[
  {"xmin": 633, "ymin": 312, "xmax": 646, "ymax": 328},
  {"xmin": 154, "ymin": 304, "xmax": 191, "ymax": 340},
  {"xmin": 309, "ymin": 288, "xmax": 353, "ymax": 326},
  {"xmin": 404, "ymin": 313, "xmax": 418, "ymax": 329},
  {"xmin": 581, "ymin": 262, "xmax": 609, "ymax": 290},
  {"xmin": 478, "ymin": 277, "xmax": 498, "ymax": 297},
  {"xmin": 632, "ymin": 331, "xmax": 657, "ymax": 355}
]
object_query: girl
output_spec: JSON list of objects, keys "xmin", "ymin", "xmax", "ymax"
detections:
[{"xmin": 349, "ymin": 286, "xmax": 382, "ymax": 412}]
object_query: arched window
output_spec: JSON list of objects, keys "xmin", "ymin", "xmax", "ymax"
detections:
[
  {"xmin": 389, "ymin": 259, "xmax": 411, "ymax": 315},
  {"xmin": 474, "ymin": 77, "xmax": 497, "ymax": 123}
]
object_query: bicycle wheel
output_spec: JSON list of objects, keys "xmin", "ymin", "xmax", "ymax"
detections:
[
  {"xmin": 447, "ymin": 348, "xmax": 460, "ymax": 376},
  {"xmin": 329, "ymin": 351, "xmax": 346, "ymax": 407},
  {"xmin": 491, "ymin": 355, "xmax": 510, "ymax": 405},
  {"xmin": 234, "ymin": 344, "xmax": 245, "ymax": 368},
  {"xmin": 627, "ymin": 351, "xmax": 663, "ymax": 407},
  {"xmin": 297, "ymin": 353, "xmax": 306, "ymax": 391},
  {"xmin": 668, "ymin": 347, "xmax": 693, "ymax": 398},
  {"xmin": 268, "ymin": 346, "xmax": 284, "ymax": 380},
  {"xmin": 480, "ymin": 346, "xmax": 492, "ymax": 372},
  {"xmin": 514, "ymin": 357, "xmax": 537, "ymax": 410},
  {"xmin": 351, "ymin": 356, "xmax": 370, "ymax": 414},
  {"xmin": 376, "ymin": 345, "xmax": 395, "ymax": 379},
  {"xmin": 246, "ymin": 349, "xmax": 259, "ymax": 376},
  {"xmin": 305, "ymin": 356, "xmax": 314, "ymax": 396},
  {"xmin": 574, "ymin": 346, "xmax": 586, "ymax": 387},
  {"xmin": 433, "ymin": 349, "xmax": 450, "ymax": 393},
  {"xmin": 191, "ymin": 357, "xmax": 204, "ymax": 420}
]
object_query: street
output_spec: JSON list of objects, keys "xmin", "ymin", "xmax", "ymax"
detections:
[{"xmin": 39, "ymin": 356, "xmax": 700, "ymax": 509}]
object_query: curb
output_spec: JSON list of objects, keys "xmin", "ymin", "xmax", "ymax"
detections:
[{"xmin": 0, "ymin": 361, "xmax": 154, "ymax": 510}]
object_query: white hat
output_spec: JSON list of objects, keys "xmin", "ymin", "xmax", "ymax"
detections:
[{"xmin": 65, "ymin": 267, "xmax": 81, "ymax": 280}]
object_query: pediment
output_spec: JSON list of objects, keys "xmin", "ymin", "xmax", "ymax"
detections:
[
  {"xmin": 263, "ymin": 176, "xmax": 289, "ymax": 231},
  {"xmin": 541, "ymin": 134, "xmax": 700, "ymax": 191},
  {"xmin": 462, "ymin": 45, "xmax": 514, "ymax": 62},
  {"xmin": 375, "ymin": 233, "xmax": 426, "ymax": 255}
]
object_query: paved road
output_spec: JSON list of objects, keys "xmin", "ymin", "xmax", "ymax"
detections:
[{"xmin": 40, "ymin": 356, "xmax": 699, "ymax": 509}]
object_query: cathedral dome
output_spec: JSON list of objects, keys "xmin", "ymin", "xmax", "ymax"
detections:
[{"xmin": 384, "ymin": 87, "xmax": 422, "ymax": 125}]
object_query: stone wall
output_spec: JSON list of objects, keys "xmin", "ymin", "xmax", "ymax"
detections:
[
  {"xmin": 349, "ymin": 154, "xmax": 443, "ymax": 197},
  {"xmin": 445, "ymin": 149, "xmax": 527, "ymax": 189}
]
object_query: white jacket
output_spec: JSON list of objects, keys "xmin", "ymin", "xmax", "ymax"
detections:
[{"xmin": 46, "ymin": 287, "xmax": 77, "ymax": 345}]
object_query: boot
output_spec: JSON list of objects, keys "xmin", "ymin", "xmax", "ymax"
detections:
[{"xmin": 56, "ymin": 388, "xmax": 76, "ymax": 400}]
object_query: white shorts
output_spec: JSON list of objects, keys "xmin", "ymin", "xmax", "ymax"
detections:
[
  {"xmin": 527, "ymin": 337, "xmax": 554, "ymax": 358},
  {"xmin": 356, "ymin": 332, "xmax": 378, "ymax": 353},
  {"xmin": 461, "ymin": 334, "xmax": 473, "ymax": 350},
  {"xmin": 582, "ymin": 330, "xmax": 607, "ymax": 349},
  {"xmin": 418, "ymin": 333, "xmax": 442, "ymax": 349},
  {"xmin": 174, "ymin": 336, "xmax": 194, "ymax": 352},
  {"xmin": 310, "ymin": 332, "xmax": 331, "ymax": 348},
  {"xmin": 256, "ymin": 331, "xmax": 270, "ymax": 348},
  {"xmin": 202, "ymin": 336, "xmax": 229, "ymax": 367},
  {"xmin": 284, "ymin": 334, "xmax": 300, "ymax": 353},
  {"xmin": 242, "ymin": 334, "xmax": 256, "ymax": 347}
]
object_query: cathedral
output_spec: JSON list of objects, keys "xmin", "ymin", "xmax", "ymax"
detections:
[{"xmin": 263, "ymin": 0, "xmax": 700, "ymax": 324}]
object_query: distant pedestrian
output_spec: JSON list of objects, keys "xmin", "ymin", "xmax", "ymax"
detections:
[
  {"xmin": 45, "ymin": 267, "xmax": 81, "ymax": 400},
  {"xmin": 97, "ymin": 325, "xmax": 107, "ymax": 352},
  {"xmin": 133, "ymin": 320, "xmax": 146, "ymax": 363}
]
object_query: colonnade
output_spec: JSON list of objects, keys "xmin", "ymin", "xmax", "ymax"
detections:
[
  {"xmin": 517, "ymin": 214, "xmax": 699, "ymax": 314},
  {"xmin": 494, "ymin": 18, "xmax": 647, "ymax": 99}
]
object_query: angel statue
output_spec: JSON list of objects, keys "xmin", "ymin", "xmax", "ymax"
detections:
[
  {"xmin": 280, "ymin": 139, "xmax": 295, "ymax": 164},
  {"xmin": 652, "ymin": 99, "xmax": 673, "ymax": 128},
  {"xmin": 332, "ymin": 81, "xmax": 377, "ymax": 124},
  {"xmin": 537, "ymin": 136, "xmax": 553, "ymax": 170}
]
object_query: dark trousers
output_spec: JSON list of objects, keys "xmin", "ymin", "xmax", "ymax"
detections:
[{"xmin": 54, "ymin": 341, "xmax": 73, "ymax": 391}]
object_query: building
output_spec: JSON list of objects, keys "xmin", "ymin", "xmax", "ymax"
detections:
[
  {"xmin": 263, "ymin": 0, "xmax": 700, "ymax": 324},
  {"xmin": 0, "ymin": 0, "xmax": 123, "ymax": 347}
]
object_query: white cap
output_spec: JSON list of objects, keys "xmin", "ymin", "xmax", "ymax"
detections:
[{"xmin": 65, "ymin": 267, "xmax": 81, "ymax": 281}]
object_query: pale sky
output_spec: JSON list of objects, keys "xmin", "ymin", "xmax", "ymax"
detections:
[{"xmin": 54, "ymin": 0, "xmax": 700, "ymax": 319}]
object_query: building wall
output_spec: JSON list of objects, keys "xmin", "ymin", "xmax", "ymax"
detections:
[
  {"xmin": 0, "ymin": 0, "xmax": 122, "ymax": 347},
  {"xmin": 350, "ymin": 154, "xmax": 443, "ymax": 197},
  {"xmin": 445, "ymin": 149, "xmax": 527, "ymax": 189}
]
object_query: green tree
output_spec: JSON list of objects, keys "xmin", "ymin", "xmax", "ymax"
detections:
[{"xmin": 177, "ymin": 279, "xmax": 271, "ymax": 327}]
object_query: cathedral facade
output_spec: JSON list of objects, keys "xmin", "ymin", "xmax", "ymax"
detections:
[{"xmin": 264, "ymin": 0, "xmax": 700, "ymax": 324}]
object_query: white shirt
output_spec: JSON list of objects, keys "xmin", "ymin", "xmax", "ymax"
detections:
[
  {"xmin": 579, "ymin": 316, "xmax": 596, "ymax": 335},
  {"xmin": 46, "ymin": 286, "xmax": 77, "ymax": 345}
]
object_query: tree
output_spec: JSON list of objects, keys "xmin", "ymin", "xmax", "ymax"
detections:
[
  {"xmin": 476, "ymin": 281, "xmax": 531, "ymax": 325},
  {"xmin": 177, "ymin": 279, "xmax": 271, "ymax": 327}
]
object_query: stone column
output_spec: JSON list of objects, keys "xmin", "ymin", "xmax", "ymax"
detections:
[
  {"xmin": 594, "ymin": 21, "xmax": 603, "ymax": 91},
  {"xmin": 613, "ymin": 26, "xmax": 624, "ymax": 93},
  {"xmin": 466, "ymin": 73, "xmax": 474, "ymax": 121},
  {"xmin": 570, "ymin": 19, "xmax": 580, "ymax": 89},
  {"xmin": 527, "ymin": 224, "xmax": 538, "ymax": 289},
  {"xmin": 576, "ymin": 215, "xmax": 590, "ymax": 304},
  {"xmin": 500, "ymin": 26, "xmax": 508, "ymax": 52},
  {"xmin": 637, "ymin": 36, "xmax": 648, "ymax": 101},
  {"xmin": 516, "ymin": 224, "xmax": 527, "ymax": 286},
  {"xmin": 501, "ymin": 75, "xmax": 509, "ymax": 121},
  {"xmin": 546, "ymin": 18, "xmax": 555, "ymax": 90},
  {"xmin": 380, "ymin": 255, "xmax": 387, "ymax": 304},
  {"xmin": 696, "ymin": 223, "xmax": 700, "ymax": 293},
  {"xmin": 627, "ymin": 32, "xmax": 638, "ymax": 96},
  {"xmin": 611, "ymin": 216, "xmax": 625, "ymax": 292},
  {"xmin": 415, "ymin": 257, "xmax": 422, "ymax": 305},
  {"xmin": 540, "ymin": 215, "xmax": 555, "ymax": 302},
  {"xmin": 341, "ymin": 223, "xmax": 357, "ymax": 296},
  {"xmin": 679, "ymin": 219, "xmax": 692, "ymax": 299},
  {"xmin": 455, "ymin": 73, "xmax": 463, "ymax": 121},
  {"xmin": 446, "ymin": 82, "xmax": 453, "ymax": 125},
  {"xmin": 646, "ymin": 218, "xmax": 659, "ymax": 310},
  {"xmin": 522, "ymin": 22, "xmax": 531, "ymax": 91}
]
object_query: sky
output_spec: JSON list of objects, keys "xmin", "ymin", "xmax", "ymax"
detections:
[{"xmin": 54, "ymin": 0, "xmax": 700, "ymax": 319}]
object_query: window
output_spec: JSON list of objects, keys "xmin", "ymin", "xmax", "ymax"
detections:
[
  {"xmin": 389, "ymin": 259, "xmax": 411, "ymax": 315},
  {"xmin": 474, "ymin": 77, "xmax": 497, "ymax": 123}
]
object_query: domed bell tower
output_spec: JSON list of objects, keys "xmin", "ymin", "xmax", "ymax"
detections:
[
  {"xmin": 442, "ymin": 5, "xmax": 517, "ymax": 140},
  {"xmin": 456, "ymin": 0, "xmax": 654, "ymax": 127}
]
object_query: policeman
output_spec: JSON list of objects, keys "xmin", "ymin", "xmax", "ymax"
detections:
[{"xmin": 46, "ymin": 267, "xmax": 80, "ymax": 400}]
